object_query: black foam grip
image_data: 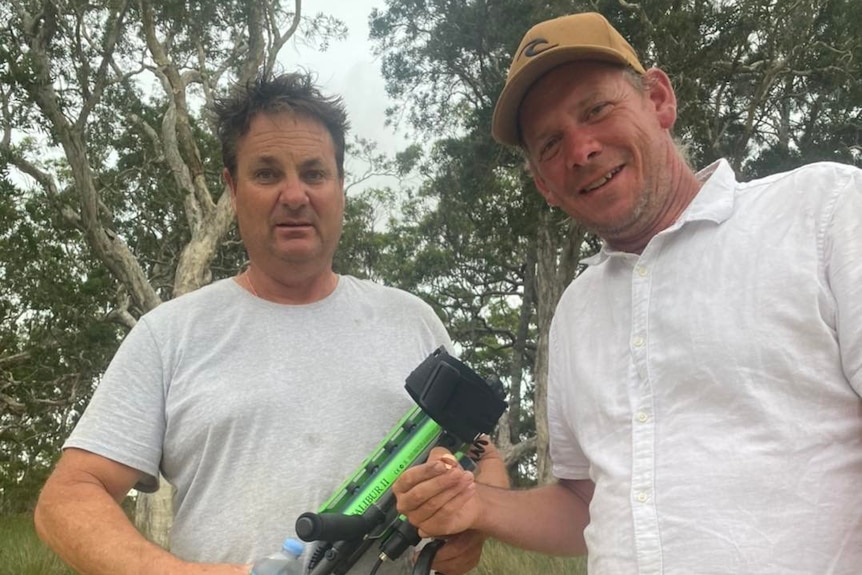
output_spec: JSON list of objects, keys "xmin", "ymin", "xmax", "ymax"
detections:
[{"xmin": 295, "ymin": 512, "xmax": 369, "ymax": 543}]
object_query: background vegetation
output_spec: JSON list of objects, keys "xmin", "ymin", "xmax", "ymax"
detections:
[
  {"xmin": 1, "ymin": 513, "xmax": 585, "ymax": 575},
  {"xmin": 1, "ymin": 0, "xmax": 859, "ymax": 570}
]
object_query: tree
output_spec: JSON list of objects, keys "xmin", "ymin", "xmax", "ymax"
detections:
[
  {"xmin": 0, "ymin": 0, "xmax": 346, "ymax": 545},
  {"xmin": 368, "ymin": 0, "xmax": 596, "ymax": 484},
  {"xmin": 599, "ymin": 0, "xmax": 862, "ymax": 173},
  {"xmin": 0, "ymin": 174, "xmax": 121, "ymax": 514}
]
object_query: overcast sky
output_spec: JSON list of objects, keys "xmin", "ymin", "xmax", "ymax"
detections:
[{"xmin": 283, "ymin": 1, "xmax": 409, "ymax": 171}]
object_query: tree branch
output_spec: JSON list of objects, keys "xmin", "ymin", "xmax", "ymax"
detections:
[
  {"xmin": 76, "ymin": 0, "xmax": 130, "ymax": 131},
  {"xmin": 15, "ymin": 1, "xmax": 161, "ymax": 313},
  {"xmin": 139, "ymin": 0, "xmax": 214, "ymax": 229}
]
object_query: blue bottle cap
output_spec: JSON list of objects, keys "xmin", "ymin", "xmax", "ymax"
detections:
[{"xmin": 282, "ymin": 537, "xmax": 304, "ymax": 557}]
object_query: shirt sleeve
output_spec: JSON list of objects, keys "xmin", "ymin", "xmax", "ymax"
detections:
[
  {"xmin": 547, "ymin": 315, "xmax": 591, "ymax": 480},
  {"xmin": 414, "ymin": 296, "xmax": 455, "ymax": 353},
  {"xmin": 64, "ymin": 316, "xmax": 166, "ymax": 492},
  {"xmin": 823, "ymin": 165, "xmax": 862, "ymax": 396}
]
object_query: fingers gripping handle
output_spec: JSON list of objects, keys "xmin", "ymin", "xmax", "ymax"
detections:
[
  {"xmin": 413, "ymin": 539, "xmax": 445, "ymax": 575},
  {"xmin": 379, "ymin": 518, "xmax": 421, "ymax": 563},
  {"xmin": 378, "ymin": 520, "xmax": 445, "ymax": 575}
]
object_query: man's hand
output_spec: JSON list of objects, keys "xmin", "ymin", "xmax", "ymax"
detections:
[
  {"xmin": 393, "ymin": 447, "xmax": 478, "ymax": 538},
  {"xmin": 422, "ymin": 437, "xmax": 508, "ymax": 574},
  {"xmin": 426, "ymin": 530, "xmax": 486, "ymax": 575},
  {"xmin": 471, "ymin": 435, "xmax": 509, "ymax": 490}
]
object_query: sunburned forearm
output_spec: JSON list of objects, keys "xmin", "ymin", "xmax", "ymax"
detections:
[
  {"xmin": 36, "ymin": 449, "xmax": 249, "ymax": 575},
  {"xmin": 474, "ymin": 482, "xmax": 590, "ymax": 556},
  {"xmin": 35, "ymin": 480, "xmax": 185, "ymax": 575}
]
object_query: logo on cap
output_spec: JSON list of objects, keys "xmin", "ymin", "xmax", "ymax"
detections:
[{"xmin": 520, "ymin": 38, "xmax": 558, "ymax": 59}]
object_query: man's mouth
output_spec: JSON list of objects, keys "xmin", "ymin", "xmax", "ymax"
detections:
[
  {"xmin": 275, "ymin": 221, "xmax": 315, "ymax": 236},
  {"xmin": 581, "ymin": 166, "xmax": 623, "ymax": 194}
]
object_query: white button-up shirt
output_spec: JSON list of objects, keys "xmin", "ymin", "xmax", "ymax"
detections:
[{"xmin": 548, "ymin": 160, "xmax": 862, "ymax": 574}]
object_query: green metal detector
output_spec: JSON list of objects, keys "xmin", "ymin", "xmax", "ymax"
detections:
[{"xmin": 294, "ymin": 347, "xmax": 507, "ymax": 575}]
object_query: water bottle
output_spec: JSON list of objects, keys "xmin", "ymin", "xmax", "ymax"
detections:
[{"xmin": 250, "ymin": 537, "xmax": 304, "ymax": 575}]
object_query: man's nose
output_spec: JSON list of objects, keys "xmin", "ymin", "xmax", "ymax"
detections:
[
  {"xmin": 563, "ymin": 126, "xmax": 602, "ymax": 167},
  {"xmin": 278, "ymin": 175, "xmax": 308, "ymax": 209}
]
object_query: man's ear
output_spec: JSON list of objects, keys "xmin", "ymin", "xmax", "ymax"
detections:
[
  {"xmin": 529, "ymin": 163, "xmax": 560, "ymax": 207},
  {"xmin": 223, "ymin": 168, "xmax": 237, "ymax": 212},
  {"xmin": 644, "ymin": 68, "xmax": 677, "ymax": 130}
]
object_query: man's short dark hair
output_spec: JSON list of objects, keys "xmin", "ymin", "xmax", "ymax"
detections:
[{"xmin": 214, "ymin": 72, "xmax": 350, "ymax": 178}]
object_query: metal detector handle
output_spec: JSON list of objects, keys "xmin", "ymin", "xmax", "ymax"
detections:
[{"xmin": 296, "ymin": 510, "xmax": 382, "ymax": 543}]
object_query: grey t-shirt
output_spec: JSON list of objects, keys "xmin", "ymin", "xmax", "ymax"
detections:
[{"xmin": 65, "ymin": 276, "xmax": 453, "ymax": 572}]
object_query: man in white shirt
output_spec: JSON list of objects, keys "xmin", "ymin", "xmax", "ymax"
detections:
[{"xmin": 393, "ymin": 12, "xmax": 862, "ymax": 575}]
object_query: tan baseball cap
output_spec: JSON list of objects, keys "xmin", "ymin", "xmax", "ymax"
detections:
[{"xmin": 492, "ymin": 12, "xmax": 645, "ymax": 146}]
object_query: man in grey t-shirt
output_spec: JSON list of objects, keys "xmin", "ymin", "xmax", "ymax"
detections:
[{"xmin": 34, "ymin": 72, "xmax": 507, "ymax": 575}]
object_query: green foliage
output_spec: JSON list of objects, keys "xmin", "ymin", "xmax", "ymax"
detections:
[
  {"xmin": 0, "ymin": 176, "xmax": 122, "ymax": 512},
  {"xmin": 590, "ymin": 0, "xmax": 862, "ymax": 174},
  {"xmin": 368, "ymin": 2, "xmax": 595, "ymax": 475}
]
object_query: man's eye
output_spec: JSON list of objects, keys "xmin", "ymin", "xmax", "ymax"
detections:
[
  {"xmin": 304, "ymin": 170, "xmax": 326, "ymax": 182},
  {"xmin": 587, "ymin": 102, "xmax": 610, "ymax": 119},
  {"xmin": 255, "ymin": 169, "xmax": 278, "ymax": 182},
  {"xmin": 539, "ymin": 136, "xmax": 561, "ymax": 162}
]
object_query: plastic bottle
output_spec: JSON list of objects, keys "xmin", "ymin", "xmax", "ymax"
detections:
[{"xmin": 250, "ymin": 537, "xmax": 305, "ymax": 575}]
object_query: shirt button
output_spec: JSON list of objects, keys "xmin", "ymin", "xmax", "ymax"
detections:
[
  {"xmin": 636, "ymin": 412, "xmax": 649, "ymax": 423},
  {"xmin": 636, "ymin": 492, "xmax": 648, "ymax": 503},
  {"xmin": 636, "ymin": 266, "xmax": 648, "ymax": 277},
  {"xmin": 633, "ymin": 336, "xmax": 645, "ymax": 348}
]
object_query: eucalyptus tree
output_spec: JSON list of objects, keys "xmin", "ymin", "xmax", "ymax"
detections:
[
  {"xmin": 600, "ymin": 0, "xmax": 862, "ymax": 173},
  {"xmin": 0, "ymin": 175, "xmax": 121, "ymax": 514},
  {"xmin": 0, "ymin": 0, "xmax": 346, "ymax": 544},
  {"xmin": 369, "ymin": 0, "xmax": 590, "ymax": 483},
  {"xmin": 369, "ymin": 0, "xmax": 861, "ymax": 483}
]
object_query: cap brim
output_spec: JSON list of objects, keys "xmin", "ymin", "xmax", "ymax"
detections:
[{"xmin": 491, "ymin": 46, "xmax": 637, "ymax": 146}]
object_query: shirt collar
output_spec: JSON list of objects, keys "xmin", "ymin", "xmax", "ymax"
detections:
[
  {"xmin": 581, "ymin": 159, "xmax": 738, "ymax": 266},
  {"xmin": 680, "ymin": 159, "xmax": 736, "ymax": 225}
]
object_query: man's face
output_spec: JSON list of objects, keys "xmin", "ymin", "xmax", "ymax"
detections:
[
  {"xmin": 520, "ymin": 61, "xmax": 678, "ymax": 249},
  {"xmin": 225, "ymin": 112, "xmax": 344, "ymax": 271}
]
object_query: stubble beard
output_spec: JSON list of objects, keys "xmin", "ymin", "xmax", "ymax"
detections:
[{"xmin": 588, "ymin": 184, "xmax": 653, "ymax": 242}]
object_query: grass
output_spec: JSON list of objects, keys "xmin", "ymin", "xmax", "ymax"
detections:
[
  {"xmin": 0, "ymin": 514, "xmax": 75, "ymax": 575},
  {"xmin": 475, "ymin": 539, "xmax": 587, "ymax": 575},
  {"xmin": 0, "ymin": 513, "xmax": 586, "ymax": 575}
]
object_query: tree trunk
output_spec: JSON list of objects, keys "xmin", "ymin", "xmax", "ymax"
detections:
[
  {"xmin": 496, "ymin": 234, "xmax": 537, "ymax": 471},
  {"xmin": 533, "ymin": 211, "xmax": 585, "ymax": 485},
  {"xmin": 134, "ymin": 481, "xmax": 173, "ymax": 549}
]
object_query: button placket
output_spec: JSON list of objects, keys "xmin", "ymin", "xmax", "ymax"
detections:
[{"xmin": 629, "ymin": 249, "xmax": 662, "ymax": 574}]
